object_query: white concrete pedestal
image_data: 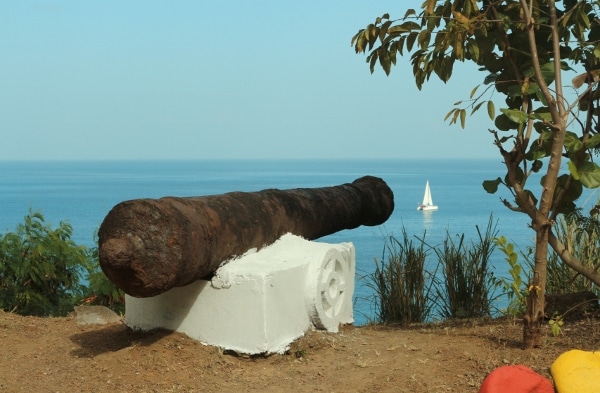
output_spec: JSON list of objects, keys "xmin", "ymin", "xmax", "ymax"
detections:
[{"xmin": 125, "ymin": 234, "xmax": 355, "ymax": 354}]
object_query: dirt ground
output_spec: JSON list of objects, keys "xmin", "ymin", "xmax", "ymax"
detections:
[{"xmin": 1, "ymin": 310, "xmax": 599, "ymax": 393}]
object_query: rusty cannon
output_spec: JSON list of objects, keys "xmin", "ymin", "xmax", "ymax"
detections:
[{"xmin": 98, "ymin": 176, "xmax": 394, "ymax": 297}]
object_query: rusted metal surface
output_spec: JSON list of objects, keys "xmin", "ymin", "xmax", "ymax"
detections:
[{"xmin": 98, "ymin": 176, "xmax": 394, "ymax": 297}]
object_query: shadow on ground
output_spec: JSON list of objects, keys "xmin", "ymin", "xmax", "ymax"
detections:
[{"xmin": 69, "ymin": 323, "xmax": 172, "ymax": 358}]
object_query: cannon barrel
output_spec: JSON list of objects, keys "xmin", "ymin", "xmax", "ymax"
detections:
[{"xmin": 98, "ymin": 176, "xmax": 394, "ymax": 297}]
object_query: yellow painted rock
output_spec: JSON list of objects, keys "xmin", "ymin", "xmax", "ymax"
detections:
[{"xmin": 551, "ymin": 349, "xmax": 600, "ymax": 393}]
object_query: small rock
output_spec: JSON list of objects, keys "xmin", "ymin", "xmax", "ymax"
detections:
[
  {"xmin": 74, "ymin": 305, "xmax": 122, "ymax": 325},
  {"xmin": 479, "ymin": 365, "xmax": 554, "ymax": 393},
  {"xmin": 551, "ymin": 349, "xmax": 600, "ymax": 393}
]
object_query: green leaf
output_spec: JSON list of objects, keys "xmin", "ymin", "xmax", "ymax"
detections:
[
  {"xmin": 585, "ymin": 133, "xmax": 600, "ymax": 149},
  {"xmin": 483, "ymin": 177, "xmax": 502, "ymax": 193},
  {"xmin": 568, "ymin": 161, "xmax": 579, "ymax": 180},
  {"xmin": 561, "ymin": 7, "xmax": 574, "ymax": 28},
  {"xmin": 379, "ymin": 20, "xmax": 392, "ymax": 42},
  {"xmin": 564, "ymin": 131, "xmax": 583, "ymax": 153},
  {"xmin": 487, "ymin": 101, "xmax": 495, "ymax": 120},
  {"xmin": 497, "ymin": 135, "xmax": 512, "ymax": 144},
  {"xmin": 389, "ymin": 46, "xmax": 397, "ymax": 66},
  {"xmin": 444, "ymin": 108, "xmax": 456, "ymax": 121},
  {"xmin": 579, "ymin": 9, "xmax": 591, "ymax": 29},
  {"xmin": 397, "ymin": 36, "xmax": 406, "ymax": 55},
  {"xmin": 539, "ymin": 62, "xmax": 557, "ymax": 85},
  {"xmin": 507, "ymin": 82, "xmax": 540, "ymax": 97},
  {"xmin": 369, "ymin": 53, "xmax": 378, "ymax": 73},
  {"xmin": 556, "ymin": 173, "xmax": 583, "ymax": 207},
  {"xmin": 364, "ymin": 24, "xmax": 374, "ymax": 41},
  {"xmin": 510, "ymin": 254, "xmax": 518, "ymax": 266},
  {"xmin": 484, "ymin": 74, "xmax": 497, "ymax": 85},
  {"xmin": 468, "ymin": 40, "xmax": 480, "ymax": 62},
  {"xmin": 507, "ymin": 166, "xmax": 525, "ymax": 185},
  {"xmin": 388, "ymin": 21, "xmax": 420, "ymax": 34},
  {"xmin": 378, "ymin": 48, "xmax": 391, "ymax": 75},
  {"xmin": 469, "ymin": 85, "xmax": 479, "ymax": 99},
  {"xmin": 526, "ymin": 141, "xmax": 551, "ymax": 160},
  {"xmin": 418, "ymin": 30, "xmax": 431, "ymax": 50},
  {"xmin": 500, "ymin": 108, "xmax": 528, "ymax": 124},
  {"xmin": 451, "ymin": 108, "xmax": 461, "ymax": 125},
  {"xmin": 471, "ymin": 101, "xmax": 484, "ymax": 115},
  {"xmin": 460, "ymin": 109, "xmax": 467, "ymax": 129},
  {"xmin": 460, "ymin": 109, "xmax": 466, "ymax": 128},
  {"xmin": 406, "ymin": 31, "xmax": 418, "ymax": 52},
  {"xmin": 529, "ymin": 107, "xmax": 552, "ymax": 122},
  {"xmin": 368, "ymin": 31, "xmax": 378, "ymax": 51},
  {"xmin": 577, "ymin": 161, "xmax": 600, "ymax": 188},
  {"xmin": 495, "ymin": 114, "xmax": 518, "ymax": 131}
]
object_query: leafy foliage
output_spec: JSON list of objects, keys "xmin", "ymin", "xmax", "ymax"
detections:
[
  {"xmin": 352, "ymin": 2, "xmax": 600, "ymax": 204},
  {"xmin": 0, "ymin": 211, "xmax": 125, "ymax": 316},
  {"xmin": 493, "ymin": 236, "xmax": 527, "ymax": 316},
  {"xmin": 351, "ymin": 1, "xmax": 600, "ymax": 211},
  {"xmin": 0, "ymin": 211, "xmax": 89, "ymax": 316}
]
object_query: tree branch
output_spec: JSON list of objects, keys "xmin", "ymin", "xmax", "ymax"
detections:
[{"xmin": 548, "ymin": 231, "xmax": 600, "ymax": 286}]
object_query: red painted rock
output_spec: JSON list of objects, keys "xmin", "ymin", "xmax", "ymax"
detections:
[{"xmin": 479, "ymin": 365, "xmax": 554, "ymax": 393}]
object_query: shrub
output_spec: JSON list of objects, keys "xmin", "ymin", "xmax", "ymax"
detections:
[{"xmin": 0, "ymin": 210, "xmax": 89, "ymax": 316}]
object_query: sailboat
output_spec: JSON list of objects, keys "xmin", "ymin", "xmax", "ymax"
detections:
[{"xmin": 417, "ymin": 181, "xmax": 438, "ymax": 211}]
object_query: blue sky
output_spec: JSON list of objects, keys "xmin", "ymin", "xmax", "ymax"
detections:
[{"xmin": 1, "ymin": 1, "xmax": 499, "ymax": 161}]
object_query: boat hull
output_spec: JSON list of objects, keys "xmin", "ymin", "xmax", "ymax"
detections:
[{"xmin": 417, "ymin": 204, "xmax": 438, "ymax": 211}]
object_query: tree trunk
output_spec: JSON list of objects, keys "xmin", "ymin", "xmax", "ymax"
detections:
[{"xmin": 523, "ymin": 273, "xmax": 545, "ymax": 349}]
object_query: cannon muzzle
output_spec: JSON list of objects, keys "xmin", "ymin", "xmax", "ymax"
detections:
[{"xmin": 98, "ymin": 176, "xmax": 394, "ymax": 297}]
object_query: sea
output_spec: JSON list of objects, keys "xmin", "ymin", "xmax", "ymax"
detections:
[{"xmin": 1, "ymin": 159, "xmax": 596, "ymax": 324}]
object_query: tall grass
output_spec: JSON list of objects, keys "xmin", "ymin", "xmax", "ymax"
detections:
[
  {"xmin": 362, "ymin": 207, "xmax": 600, "ymax": 325},
  {"xmin": 362, "ymin": 216, "xmax": 500, "ymax": 324},
  {"xmin": 363, "ymin": 228, "xmax": 434, "ymax": 324},
  {"xmin": 432, "ymin": 216, "xmax": 498, "ymax": 319}
]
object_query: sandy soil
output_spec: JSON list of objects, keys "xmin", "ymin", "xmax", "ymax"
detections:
[{"xmin": 1, "ymin": 310, "xmax": 599, "ymax": 393}]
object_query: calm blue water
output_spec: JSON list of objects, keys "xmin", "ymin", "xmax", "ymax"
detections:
[{"xmin": 1, "ymin": 159, "xmax": 595, "ymax": 324}]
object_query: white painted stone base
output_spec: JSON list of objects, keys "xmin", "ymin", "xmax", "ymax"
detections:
[{"xmin": 125, "ymin": 233, "xmax": 355, "ymax": 354}]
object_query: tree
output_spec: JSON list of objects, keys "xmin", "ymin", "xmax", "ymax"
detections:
[{"xmin": 352, "ymin": 0, "xmax": 600, "ymax": 349}]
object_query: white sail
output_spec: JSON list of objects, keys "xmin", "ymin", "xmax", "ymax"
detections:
[{"xmin": 417, "ymin": 181, "xmax": 438, "ymax": 211}]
